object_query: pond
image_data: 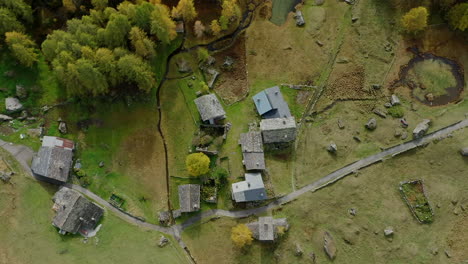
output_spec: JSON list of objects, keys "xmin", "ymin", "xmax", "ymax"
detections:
[
  {"xmin": 270, "ymin": 0, "xmax": 302, "ymax": 25},
  {"xmin": 393, "ymin": 48, "xmax": 465, "ymax": 106}
]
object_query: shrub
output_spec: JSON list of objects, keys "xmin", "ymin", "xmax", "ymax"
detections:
[
  {"xmin": 186, "ymin": 152, "xmax": 210, "ymax": 176},
  {"xmin": 387, "ymin": 105, "xmax": 405, "ymax": 118},
  {"xmin": 231, "ymin": 224, "xmax": 253, "ymax": 248},
  {"xmin": 401, "ymin": 7, "xmax": 428, "ymax": 33},
  {"xmin": 199, "ymin": 135, "xmax": 214, "ymax": 146},
  {"xmin": 212, "ymin": 166, "xmax": 228, "ymax": 185}
]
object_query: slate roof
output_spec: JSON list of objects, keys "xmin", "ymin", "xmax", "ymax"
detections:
[
  {"xmin": 194, "ymin": 94, "xmax": 226, "ymax": 122},
  {"xmin": 253, "ymin": 86, "xmax": 291, "ymax": 119},
  {"xmin": 31, "ymin": 146, "xmax": 73, "ymax": 183},
  {"xmin": 239, "ymin": 132, "xmax": 265, "ymax": 170},
  {"xmin": 246, "ymin": 217, "xmax": 289, "ymax": 242},
  {"xmin": 52, "ymin": 187, "xmax": 104, "ymax": 234},
  {"xmin": 42, "ymin": 136, "xmax": 75, "ymax": 150},
  {"xmin": 260, "ymin": 117, "xmax": 297, "ymax": 143},
  {"xmin": 178, "ymin": 184, "xmax": 200, "ymax": 212},
  {"xmin": 232, "ymin": 173, "xmax": 267, "ymax": 202}
]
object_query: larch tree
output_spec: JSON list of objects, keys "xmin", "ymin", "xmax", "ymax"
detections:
[
  {"xmin": 401, "ymin": 7, "xmax": 428, "ymax": 33},
  {"xmin": 231, "ymin": 224, "xmax": 253, "ymax": 248},
  {"xmin": 91, "ymin": 0, "xmax": 108, "ymax": 11},
  {"xmin": 171, "ymin": 0, "xmax": 197, "ymax": 22},
  {"xmin": 0, "ymin": 8, "xmax": 25, "ymax": 36},
  {"xmin": 129, "ymin": 27, "xmax": 156, "ymax": 59},
  {"xmin": 150, "ymin": 4, "xmax": 177, "ymax": 44},
  {"xmin": 448, "ymin": 3, "xmax": 468, "ymax": 31},
  {"xmin": 5, "ymin": 31, "xmax": 38, "ymax": 67},
  {"xmin": 210, "ymin": 20, "xmax": 221, "ymax": 36}
]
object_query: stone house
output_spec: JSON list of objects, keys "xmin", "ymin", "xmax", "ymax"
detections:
[
  {"xmin": 194, "ymin": 94, "xmax": 226, "ymax": 124},
  {"xmin": 246, "ymin": 216, "xmax": 289, "ymax": 242},
  {"xmin": 260, "ymin": 117, "xmax": 297, "ymax": 144},
  {"xmin": 253, "ymin": 86, "xmax": 291, "ymax": 119},
  {"xmin": 52, "ymin": 187, "xmax": 104, "ymax": 235},
  {"xmin": 231, "ymin": 173, "xmax": 267, "ymax": 203},
  {"xmin": 239, "ymin": 131, "xmax": 265, "ymax": 171},
  {"xmin": 31, "ymin": 136, "xmax": 75, "ymax": 185},
  {"xmin": 178, "ymin": 184, "xmax": 200, "ymax": 213}
]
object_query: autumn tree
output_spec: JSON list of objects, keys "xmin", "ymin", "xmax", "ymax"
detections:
[
  {"xmin": 92, "ymin": 0, "xmax": 108, "ymax": 11},
  {"xmin": 171, "ymin": 0, "xmax": 197, "ymax": 22},
  {"xmin": 401, "ymin": 7, "xmax": 428, "ymax": 33},
  {"xmin": 0, "ymin": 8, "xmax": 25, "ymax": 36},
  {"xmin": 150, "ymin": 4, "xmax": 177, "ymax": 44},
  {"xmin": 231, "ymin": 224, "xmax": 253, "ymax": 248},
  {"xmin": 447, "ymin": 3, "xmax": 468, "ymax": 31},
  {"xmin": 221, "ymin": 0, "xmax": 239, "ymax": 20},
  {"xmin": 210, "ymin": 20, "xmax": 221, "ymax": 35},
  {"xmin": 5, "ymin": 31, "xmax": 38, "ymax": 67},
  {"xmin": 194, "ymin": 20, "xmax": 205, "ymax": 38},
  {"xmin": 129, "ymin": 27, "xmax": 156, "ymax": 58},
  {"xmin": 186, "ymin": 152, "xmax": 210, "ymax": 177},
  {"xmin": 117, "ymin": 54, "xmax": 156, "ymax": 92}
]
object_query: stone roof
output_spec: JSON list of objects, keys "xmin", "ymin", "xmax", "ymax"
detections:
[
  {"xmin": 194, "ymin": 94, "xmax": 226, "ymax": 122},
  {"xmin": 31, "ymin": 146, "xmax": 73, "ymax": 183},
  {"xmin": 178, "ymin": 184, "xmax": 200, "ymax": 212},
  {"xmin": 231, "ymin": 173, "xmax": 267, "ymax": 202},
  {"xmin": 260, "ymin": 117, "xmax": 297, "ymax": 143},
  {"xmin": 42, "ymin": 136, "xmax": 75, "ymax": 150},
  {"xmin": 52, "ymin": 187, "xmax": 104, "ymax": 234},
  {"xmin": 239, "ymin": 132, "xmax": 265, "ymax": 170},
  {"xmin": 253, "ymin": 86, "xmax": 291, "ymax": 119},
  {"xmin": 246, "ymin": 217, "xmax": 289, "ymax": 242}
]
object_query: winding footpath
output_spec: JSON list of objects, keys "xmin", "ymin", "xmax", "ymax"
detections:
[{"xmin": 1, "ymin": 118, "xmax": 468, "ymax": 241}]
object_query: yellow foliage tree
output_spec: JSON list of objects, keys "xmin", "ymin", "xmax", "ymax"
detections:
[
  {"xmin": 231, "ymin": 224, "xmax": 253, "ymax": 248},
  {"xmin": 5, "ymin": 31, "xmax": 38, "ymax": 67},
  {"xmin": 186, "ymin": 152, "xmax": 210, "ymax": 176},
  {"xmin": 171, "ymin": 0, "xmax": 197, "ymax": 22},
  {"xmin": 210, "ymin": 20, "xmax": 221, "ymax": 35},
  {"xmin": 401, "ymin": 7, "xmax": 428, "ymax": 33}
]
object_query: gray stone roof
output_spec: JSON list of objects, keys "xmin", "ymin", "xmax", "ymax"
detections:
[
  {"xmin": 52, "ymin": 187, "xmax": 104, "ymax": 234},
  {"xmin": 260, "ymin": 117, "xmax": 297, "ymax": 143},
  {"xmin": 231, "ymin": 173, "xmax": 267, "ymax": 202},
  {"xmin": 239, "ymin": 132, "xmax": 265, "ymax": 170},
  {"xmin": 178, "ymin": 184, "xmax": 200, "ymax": 212},
  {"xmin": 31, "ymin": 146, "xmax": 73, "ymax": 183},
  {"xmin": 253, "ymin": 86, "xmax": 291, "ymax": 119},
  {"xmin": 246, "ymin": 217, "xmax": 289, "ymax": 242},
  {"xmin": 194, "ymin": 94, "xmax": 226, "ymax": 122}
]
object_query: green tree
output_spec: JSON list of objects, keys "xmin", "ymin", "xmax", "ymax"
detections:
[
  {"xmin": 91, "ymin": 0, "xmax": 108, "ymax": 11},
  {"xmin": 210, "ymin": 20, "xmax": 221, "ymax": 35},
  {"xmin": 5, "ymin": 32, "xmax": 38, "ymax": 67},
  {"xmin": 150, "ymin": 4, "xmax": 177, "ymax": 44},
  {"xmin": 171, "ymin": 0, "xmax": 197, "ymax": 22},
  {"xmin": 221, "ymin": 0, "xmax": 239, "ymax": 21},
  {"xmin": 117, "ymin": 54, "xmax": 156, "ymax": 92},
  {"xmin": 197, "ymin": 47, "xmax": 209, "ymax": 63},
  {"xmin": 0, "ymin": 0, "xmax": 32, "ymax": 23},
  {"xmin": 134, "ymin": 2, "xmax": 155, "ymax": 32},
  {"xmin": 401, "ymin": 7, "xmax": 428, "ymax": 33},
  {"xmin": 99, "ymin": 13, "xmax": 131, "ymax": 48},
  {"xmin": 186, "ymin": 152, "xmax": 210, "ymax": 177},
  {"xmin": 129, "ymin": 27, "xmax": 156, "ymax": 58},
  {"xmin": 0, "ymin": 8, "xmax": 25, "ymax": 36},
  {"xmin": 448, "ymin": 3, "xmax": 468, "ymax": 31},
  {"xmin": 65, "ymin": 59, "xmax": 109, "ymax": 96},
  {"xmin": 231, "ymin": 224, "xmax": 253, "ymax": 248}
]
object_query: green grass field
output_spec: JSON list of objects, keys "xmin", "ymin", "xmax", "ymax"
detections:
[
  {"xmin": 409, "ymin": 59, "xmax": 457, "ymax": 101},
  {"xmin": 0, "ymin": 148, "xmax": 189, "ymax": 264}
]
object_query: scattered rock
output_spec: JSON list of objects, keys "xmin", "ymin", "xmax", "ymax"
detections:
[
  {"xmin": 223, "ymin": 56, "xmax": 234, "ymax": 68},
  {"xmin": 206, "ymin": 56, "xmax": 215, "ymax": 66},
  {"xmin": 444, "ymin": 249, "xmax": 452, "ymax": 258},
  {"xmin": 349, "ymin": 208, "xmax": 357, "ymax": 216},
  {"xmin": 460, "ymin": 147, "xmax": 468, "ymax": 156},
  {"xmin": 27, "ymin": 128, "xmax": 42, "ymax": 138},
  {"xmin": 308, "ymin": 252, "xmax": 316, "ymax": 263},
  {"xmin": 0, "ymin": 114, "xmax": 13, "ymax": 121},
  {"xmin": 337, "ymin": 57, "xmax": 350, "ymax": 64},
  {"xmin": 206, "ymin": 68, "xmax": 219, "ymax": 89},
  {"xmin": 352, "ymin": 17, "xmax": 359, "ymax": 23},
  {"xmin": 401, "ymin": 131, "xmax": 408, "ymax": 140},
  {"xmin": 372, "ymin": 84, "xmax": 381, "ymax": 90},
  {"xmin": 451, "ymin": 199, "xmax": 458, "ymax": 205},
  {"xmin": 394, "ymin": 129, "xmax": 402, "ymax": 138},
  {"xmin": 294, "ymin": 243, "xmax": 303, "ymax": 256},
  {"xmin": 4, "ymin": 70, "xmax": 15, "ymax": 77},
  {"xmin": 400, "ymin": 118, "xmax": 409, "ymax": 128},
  {"xmin": 99, "ymin": 161, "xmax": 105, "ymax": 168},
  {"xmin": 315, "ymin": 40, "xmax": 324, "ymax": 47},
  {"xmin": 365, "ymin": 118, "xmax": 377, "ymax": 130},
  {"xmin": 337, "ymin": 119, "xmax": 345, "ymax": 129},
  {"xmin": 373, "ymin": 108, "xmax": 387, "ymax": 118},
  {"xmin": 74, "ymin": 159, "xmax": 82, "ymax": 171},
  {"xmin": 384, "ymin": 102, "xmax": 392, "ymax": 108},
  {"xmin": 176, "ymin": 59, "xmax": 192, "ymax": 73},
  {"xmin": 158, "ymin": 235, "xmax": 169, "ymax": 247},
  {"xmin": 323, "ymin": 231, "xmax": 337, "ymax": 260},
  {"xmin": 384, "ymin": 226, "xmax": 394, "ymax": 237},
  {"xmin": 16, "ymin": 85, "xmax": 27, "ymax": 99},
  {"xmin": 187, "ymin": 82, "xmax": 193, "ymax": 88},
  {"xmin": 5, "ymin": 97, "xmax": 23, "ymax": 112},
  {"xmin": 315, "ymin": 0, "xmax": 324, "ymax": 5},
  {"xmin": 390, "ymin": 94, "xmax": 400, "ymax": 106},
  {"xmin": 18, "ymin": 110, "xmax": 28, "ymax": 120},
  {"xmin": 413, "ymin": 119, "xmax": 431, "ymax": 139},
  {"xmin": 430, "ymin": 247, "xmax": 439, "ymax": 255},
  {"xmin": 42, "ymin": 105, "xmax": 50, "ymax": 113},
  {"xmin": 305, "ymin": 116, "xmax": 314, "ymax": 123},
  {"xmin": 425, "ymin": 93, "xmax": 434, "ymax": 102},
  {"xmin": 0, "ymin": 172, "xmax": 12, "ymax": 182},
  {"xmin": 58, "ymin": 121, "xmax": 67, "ymax": 134},
  {"xmin": 453, "ymin": 207, "xmax": 460, "ymax": 215},
  {"xmin": 294, "ymin": 10, "xmax": 305, "ymax": 26},
  {"xmin": 20, "ymin": 133, "xmax": 26, "ymax": 140},
  {"xmin": 353, "ymin": 136, "xmax": 361, "ymax": 142},
  {"xmin": 191, "ymin": 76, "xmax": 196, "ymax": 80},
  {"xmin": 327, "ymin": 142, "xmax": 338, "ymax": 154}
]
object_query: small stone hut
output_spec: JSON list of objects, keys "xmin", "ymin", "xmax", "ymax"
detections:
[
  {"xmin": 260, "ymin": 117, "xmax": 297, "ymax": 144},
  {"xmin": 194, "ymin": 94, "xmax": 226, "ymax": 124},
  {"xmin": 178, "ymin": 184, "xmax": 200, "ymax": 213},
  {"xmin": 52, "ymin": 187, "xmax": 104, "ymax": 235},
  {"xmin": 246, "ymin": 216, "xmax": 289, "ymax": 242},
  {"xmin": 239, "ymin": 131, "xmax": 265, "ymax": 171}
]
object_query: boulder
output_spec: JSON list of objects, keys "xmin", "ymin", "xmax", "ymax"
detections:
[
  {"xmin": 58, "ymin": 121, "xmax": 67, "ymax": 134},
  {"xmin": 460, "ymin": 148, "xmax": 468, "ymax": 156},
  {"xmin": 337, "ymin": 119, "xmax": 345, "ymax": 129},
  {"xmin": 425, "ymin": 93, "xmax": 434, "ymax": 102},
  {"xmin": 176, "ymin": 59, "xmax": 192, "ymax": 73},
  {"xmin": 372, "ymin": 84, "xmax": 381, "ymax": 90},
  {"xmin": 413, "ymin": 119, "xmax": 431, "ymax": 139},
  {"xmin": 206, "ymin": 68, "xmax": 219, "ymax": 89},
  {"xmin": 400, "ymin": 118, "xmax": 408, "ymax": 128},
  {"xmin": 348, "ymin": 208, "xmax": 357, "ymax": 216},
  {"xmin": 373, "ymin": 108, "xmax": 387, "ymax": 118},
  {"xmin": 16, "ymin": 85, "xmax": 27, "ymax": 98},
  {"xmin": 365, "ymin": 118, "xmax": 377, "ymax": 130},
  {"xmin": 384, "ymin": 226, "xmax": 394, "ymax": 237},
  {"xmin": 0, "ymin": 114, "xmax": 13, "ymax": 121},
  {"xmin": 206, "ymin": 56, "xmax": 216, "ymax": 66},
  {"xmin": 294, "ymin": 243, "xmax": 303, "ymax": 256},
  {"xmin": 390, "ymin": 94, "xmax": 400, "ymax": 106},
  {"xmin": 158, "ymin": 235, "xmax": 169, "ymax": 247},
  {"xmin": 99, "ymin": 161, "xmax": 105, "ymax": 168},
  {"xmin": 352, "ymin": 17, "xmax": 359, "ymax": 23},
  {"xmin": 18, "ymin": 110, "xmax": 28, "ymax": 120},
  {"xmin": 294, "ymin": 10, "xmax": 305, "ymax": 26},
  {"xmin": 223, "ymin": 56, "xmax": 234, "ymax": 68},
  {"xmin": 5, "ymin": 97, "xmax": 23, "ymax": 112},
  {"xmin": 74, "ymin": 159, "xmax": 82, "ymax": 171},
  {"xmin": 384, "ymin": 102, "xmax": 392, "ymax": 108},
  {"xmin": 315, "ymin": 0, "xmax": 324, "ymax": 5},
  {"xmin": 323, "ymin": 231, "xmax": 337, "ymax": 260},
  {"xmin": 353, "ymin": 136, "xmax": 361, "ymax": 142},
  {"xmin": 315, "ymin": 40, "xmax": 324, "ymax": 47},
  {"xmin": 327, "ymin": 142, "xmax": 338, "ymax": 154},
  {"xmin": 308, "ymin": 252, "xmax": 316, "ymax": 263}
]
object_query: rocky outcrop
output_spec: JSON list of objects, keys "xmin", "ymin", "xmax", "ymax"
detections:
[
  {"xmin": 413, "ymin": 119, "xmax": 431, "ymax": 139},
  {"xmin": 391, "ymin": 94, "xmax": 400, "ymax": 106},
  {"xmin": 460, "ymin": 147, "xmax": 468, "ymax": 156},
  {"xmin": 365, "ymin": 118, "xmax": 377, "ymax": 130},
  {"xmin": 5, "ymin": 97, "xmax": 23, "ymax": 112},
  {"xmin": 327, "ymin": 142, "xmax": 337, "ymax": 154},
  {"xmin": 0, "ymin": 114, "xmax": 13, "ymax": 121},
  {"xmin": 324, "ymin": 231, "xmax": 337, "ymax": 260}
]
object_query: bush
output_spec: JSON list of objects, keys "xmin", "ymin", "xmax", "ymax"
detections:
[
  {"xmin": 197, "ymin": 47, "xmax": 210, "ymax": 63},
  {"xmin": 401, "ymin": 7, "xmax": 428, "ymax": 33},
  {"xmin": 212, "ymin": 166, "xmax": 228, "ymax": 185},
  {"xmin": 231, "ymin": 224, "xmax": 253, "ymax": 248},
  {"xmin": 199, "ymin": 135, "xmax": 214, "ymax": 146},
  {"xmin": 186, "ymin": 152, "xmax": 210, "ymax": 177},
  {"xmin": 387, "ymin": 106, "xmax": 405, "ymax": 118}
]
